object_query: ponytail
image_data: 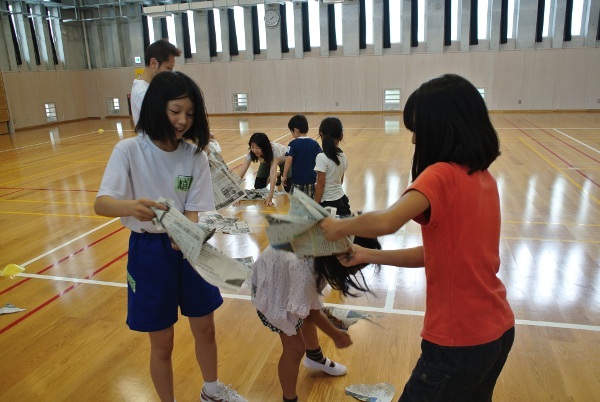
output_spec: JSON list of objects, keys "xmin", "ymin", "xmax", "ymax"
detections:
[{"xmin": 318, "ymin": 117, "xmax": 344, "ymax": 166}]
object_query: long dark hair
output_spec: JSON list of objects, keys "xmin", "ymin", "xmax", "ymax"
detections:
[
  {"xmin": 314, "ymin": 236, "xmax": 381, "ymax": 297},
  {"xmin": 404, "ymin": 74, "xmax": 500, "ymax": 180},
  {"xmin": 318, "ymin": 117, "xmax": 344, "ymax": 165},
  {"xmin": 136, "ymin": 71, "xmax": 209, "ymax": 153},
  {"xmin": 248, "ymin": 132, "xmax": 274, "ymax": 165}
]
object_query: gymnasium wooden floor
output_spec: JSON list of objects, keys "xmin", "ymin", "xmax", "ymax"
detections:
[{"xmin": 0, "ymin": 112, "xmax": 599, "ymax": 402}]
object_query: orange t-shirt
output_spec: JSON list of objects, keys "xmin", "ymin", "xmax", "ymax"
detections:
[{"xmin": 406, "ymin": 162, "xmax": 514, "ymax": 347}]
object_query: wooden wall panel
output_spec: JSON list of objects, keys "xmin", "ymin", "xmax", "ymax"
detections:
[{"xmin": 3, "ymin": 48, "xmax": 599, "ymax": 130}]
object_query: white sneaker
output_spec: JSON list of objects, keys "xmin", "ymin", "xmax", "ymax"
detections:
[
  {"xmin": 200, "ymin": 382, "xmax": 248, "ymax": 402},
  {"xmin": 303, "ymin": 357, "xmax": 347, "ymax": 376}
]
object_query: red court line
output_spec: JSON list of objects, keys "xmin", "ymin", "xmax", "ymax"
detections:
[
  {"xmin": 520, "ymin": 119, "xmax": 600, "ymax": 164},
  {"xmin": 0, "ymin": 226, "xmax": 126, "ymax": 297},
  {"xmin": 507, "ymin": 122, "xmax": 600, "ymax": 190},
  {"xmin": 0, "ymin": 188, "xmax": 25, "ymax": 198},
  {"xmin": 0, "ymin": 252, "xmax": 128, "ymax": 335}
]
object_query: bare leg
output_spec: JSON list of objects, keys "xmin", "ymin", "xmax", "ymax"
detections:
[
  {"xmin": 149, "ymin": 327, "xmax": 175, "ymax": 402},
  {"xmin": 278, "ymin": 331, "xmax": 306, "ymax": 400},
  {"xmin": 189, "ymin": 313, "xmax": 218, "ymax": 382}
]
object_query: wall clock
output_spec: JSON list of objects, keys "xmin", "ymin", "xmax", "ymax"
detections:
[{"xmin": 264, "ymin": 10, "xmax": 280, "ymax": 28}]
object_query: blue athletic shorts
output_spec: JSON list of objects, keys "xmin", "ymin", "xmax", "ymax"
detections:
[{"xmin": 126, "ymin": 232, "xmax": 223, "ymax": 332}]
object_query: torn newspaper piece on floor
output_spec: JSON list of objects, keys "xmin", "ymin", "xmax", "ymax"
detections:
[
  {"xmin": 345, "ymin": 383, "xmax": 396, "ymax": 402},
  {"xmin": 0, "ymin": 303, "xmax": 26, "ymax": 315}
]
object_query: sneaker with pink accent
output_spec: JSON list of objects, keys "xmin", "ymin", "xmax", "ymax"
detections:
[
  {"xmin": 303, "ymin": 357, "xmax": 347, "ymax": 376},
  {"xmin": 200, "ymin": 382, "xmax": 247, "ymax": 402}
]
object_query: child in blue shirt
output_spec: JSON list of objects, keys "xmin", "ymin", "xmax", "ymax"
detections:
[{"xmin": 282, "ymin": 114, "xmax": 322, "ymax": 199}]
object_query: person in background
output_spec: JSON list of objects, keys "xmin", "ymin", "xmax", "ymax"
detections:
[
  {"xmin": 131, "ymin": 39, "xmax": 181, "ymax": 126},
  {"xmin": 282, "ymin": 114, "xmax": 322, "ymax": 199}
]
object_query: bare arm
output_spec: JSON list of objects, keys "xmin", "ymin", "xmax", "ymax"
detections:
[
  {"xmin": 237, "ymin": 158, "xmax": 251, "ymax": 180},
  {"xmin": 320, "ymin": 189, "xmax": 430, "ymax": 240},
  {"xmin": 281, "ymin": 156, "xmax": 292, "ymax": 187},
  {"xmin": 94, "ymin": 195, "xmax": 166, "ymax": 221},
  {"xmin": 338, "ymin": 245, "xmax": 424, "ymax": 268},
  {"xmin": 314, "ymin": 171, "xmax": 326, "ymax": 204},
  {"xmin": 264, "ymin": 160, "xmax": 279, "ymax": 207}
]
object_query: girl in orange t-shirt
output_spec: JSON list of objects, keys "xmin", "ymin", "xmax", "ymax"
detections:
[{"xmin": 320, "ymin": 74, "xmax": 515, "ymax": 402}]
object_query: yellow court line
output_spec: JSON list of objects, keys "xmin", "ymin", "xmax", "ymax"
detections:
[
  {"xmin": 0, "ymin": 146, "xmax": 107, "ymax": 176},
  {"xmin": 518, "ymin": 137, "xmax": 600, "ymax": 206},
  {"xmin": 0, "ymin": 210, "xmax": 109, "ymax": 219},
  {"xmin": 0, "ymin": 162, "xmax": 84, "ymax": 186}
]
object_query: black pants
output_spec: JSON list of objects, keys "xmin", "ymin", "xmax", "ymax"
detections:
[
  {"xmin": 320, "ymin": 195, "xmax": 351, "ymax": 217},
  {"xmin": 399, "ymin": 327, "xmax": 515, "ymax": 402}
]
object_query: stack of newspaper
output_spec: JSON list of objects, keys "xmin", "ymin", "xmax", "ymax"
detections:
[
  {"xmin": 265, "ymin": 190, "xmax": 353, "ymax": 257},
  {"xmin": 151, "ymin": 198, "xmax": 249, "ymax": 292}
]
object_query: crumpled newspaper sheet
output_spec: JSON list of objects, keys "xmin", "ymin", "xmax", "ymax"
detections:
[
  {"xmin": 323, "ymin": 307, "xmax": 383, "ymax": 330},
  {"xmin": 0, "ymin": 303, "xmax": 25, "ymax": 315},
  {"xmin": 345, "ymin": 383, "xmax": 396, "ymax": 402}
]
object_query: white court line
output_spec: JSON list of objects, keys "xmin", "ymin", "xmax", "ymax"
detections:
[
  {"xmin": 18, "ymin": 273, "xmax": 126, "ymax": 287},
  {"xmin": 384, "ymin": 268, "xmax": 398, "ymax": 310},
  {"xmin": 553, "ymin": 128, "xmax": 600, "ymax": 154},
  {"xmin": 15, "ymin": 272, "xmax": 600, "ymax": 333},
  {"xmin": 19, "ymin": 218, "xmax": 120, "ymax": 267},
  {"xmin": 0, "ymin": 130, "xmax": 108, "ymax": 153}
]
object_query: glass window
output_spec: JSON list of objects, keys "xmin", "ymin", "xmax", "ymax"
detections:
[
  {"xmin": 308, "ymin": 0, "xmax": 320, "ymax": 47},
  {"xmin": 384, "ymin": 89, "xmax": 401, "ymax": 110},
  {"xmin": 187, "ymin": 11, "xmax": 197, "ymax": 53},
  {"xmin": 366, "ymin": 0, "xmax": 373, "ymax": 44},
  {"xmin": 257, "ymin": 4, "xmax": 266, "ymax": 50},
  {"xmin": 234, "ymin": 6, "xmax": 246, "ymax": 51},
  {"xmin": 167, "ymin": 15, "xmax": 177, "ymax": 47},
  {"xmin": 542, "ymin": 0, "xmax": 551, "ymax": 37},
  {"xmin": 478, "ymin": 0, "xmax": 489, "ymax": 39},
  {"xmin": 477, "ymin": 88, "xmax": 485, "ymax": 99},
  {"xmin": 234, "ymin": 93, "xmax": 248, "ymax": 112},
  {"xmin": 286, "ymin": 2, "xmax": 295, "ymax": 47},
  {"xmin": 390, "ymin": 0, "xmax": 401, "ymax": 43},
  {"xmin": 45, "ymin": 102, "xmax": 57, "ymax": 122},
  {"xmin": 335, "ymin": 3, "xmax": 342, "ymax": 45},
  {"xmin": 507, "ymin": 0, "xmax": 515, "ymax": 39},
  {"xmin": 571, "ymin": 0, "xmax": 584, "ymax": 35},
  {"xmin": 107, "ymin": 98, "xmax": 120, "ymax": 115},
  {"xmin": 418, "ymin": 0, "xmax": 425, "ymax": 42}
]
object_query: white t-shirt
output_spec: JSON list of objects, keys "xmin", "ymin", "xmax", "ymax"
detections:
[
  {"xmin": 245, "ymin": 142, "xmax": 288, "ymax": 165},
  {"xmin": 251, "ymin": 246, "xmax": 323, "ymax": 336},
  {"xmin": 131, "ymin": 79, "xmax": 149, "ymax": 126},
  {"xmin": 314, "ymin": 152, "xmax": 348, "ymax": 201},
  {"xmin": 97, "ymin": 134, "xmax": 215, "ymax": 233}
]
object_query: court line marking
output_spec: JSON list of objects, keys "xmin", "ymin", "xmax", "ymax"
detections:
[
  {"xmin": 518, "ymin": 137, "xmax": 600, "ymax": 205},
  {"xmin": 553, "ymin": 128, "xmax": 600, "ymax": 155},
  {"xmin": 18, "ymin": 218, "xmax": 120, "ymax": 268},
  {"xmin": 10, "ymin": 272, "xmax": 600, "ymax": 333}
]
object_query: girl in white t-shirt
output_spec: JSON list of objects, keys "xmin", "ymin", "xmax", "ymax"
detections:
[
  {"xmin": 251, "ymin": 236, "xmax": 381, "ymax": 402},
  {"xmin": 237, "ymin": 132, "xmax": 291, "ymax": 206},
  {"xmin": 95, "ymin": 71, "xmax": 246, "ymax": 402},
  {"xmin": 314, "ymin": 117, "xmax": 351, "ymax": 216}
]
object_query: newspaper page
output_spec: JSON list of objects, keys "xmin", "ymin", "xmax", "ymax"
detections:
[
  {"xmin": 209, "ymin": 159, "xmax": 246, "ymax": 210},
  {"xmin": 265, "ymin": 190, "xmax": 353, "ymax": 257},
  {"xmin": 151, "ymin": 198, "xmax": 249, "ymax": 292}
]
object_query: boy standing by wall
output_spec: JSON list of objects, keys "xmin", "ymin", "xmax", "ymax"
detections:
[{"xmin": 282, "ymin": 114, "xmax": 322, "ymax": 198}]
